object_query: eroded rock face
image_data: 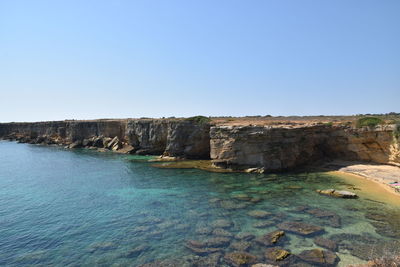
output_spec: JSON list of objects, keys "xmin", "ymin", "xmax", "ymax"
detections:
[
  {"xmin": 0, "ymin": 119, "xmax": 211, "ymax": 159},
  {"xmin": 210, "ymin": 124, "xmax": 400, "ymax": 171},
  {"xmin": 1, "ymin": 120, "xmax": 399, "ymax": 170}
]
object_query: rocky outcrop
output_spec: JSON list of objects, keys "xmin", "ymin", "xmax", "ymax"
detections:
[
  {"xmin": 210, "ymin": 124, "xmax": 400, "ymax": 171},
  {"xmin": 1, "ymin": 119, "xmax": 399, "ymax": 171},
  {"xmin": 0, "ymin": 119, "xmax": 211, "ymax": 159}
]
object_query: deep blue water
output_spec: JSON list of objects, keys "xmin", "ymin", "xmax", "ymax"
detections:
[{"xmin": 0, "ymin": 141, "xmax": 399, "ymax": 266}]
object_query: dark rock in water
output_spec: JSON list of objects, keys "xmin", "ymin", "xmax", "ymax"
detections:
[
  {"xmin": 212, "ymin": 228, "xmax": 234, "ymax": 238},
  {"xmin": 92, "ymin": 136, "xmax": 104, "ymax": 148},
  {"xmin": 316, "ymin": 189, "xmax": 358, "ymax": 199},
  {"xmin": 230, "ymin": 241, "xmax": 252, "ymax": 252},
  {"xmin": 255, "ymin": 230, "xmax": 285, "ymax": 247},
  {"xmin": 88, "ymin": 241, "xmax": 117, "ymax": 253},
  {"xmin": 125, "ymin": 244, "xmax": 149, "ymax": 257},
  {"xmin": 253, "ymin": 220, "xmax": 275, "ymax": 228},
  {"xmin": 190, "ymin": 252, "xmax": 222, "ymax": 267},
  {"xmin": 196, "ymin": 226, "xmax": 213, "ymax": 235},
  {"xmin": 235, "ymin": 232, "xmax": 256, "ymax": 241},
  {"xmin": 69, "ymin": 140, "xmax": 83, "ymax": 148},
  {"xmin": 82, "ymin": 138, "xmax": 93, "ymax": 147},
  {"xmin": 330, "ymin": 233, "xmax": 400, "ymax": 261},
  {"xmin": 248, "ymin": 210, "xmax": 272, "ymax": 219},
  {"xmin": 264, "ymin": 247, "xmax": 290, "ymax": 261},
  {"xmin": 313, "ymin": 237, "xmax": 338, "ymax": 251},
  {"xmin": 219, "ymin": 200, "xmax": 249, "ymax": 210},
  {"xmin": 277, "ymin": 221, "xmax": 324, "ymax": 236},
  {"xmin": 210, "ymin": 219, "xmax": 233, "ymax": 229},
  {"xmin": 298, "ymin": 249, "xmax": 338, "ymax": 266},
  {"xmin": 185, "ymin": 241, "xmax": 223, "ymax": 256},
  {"xmin": 138, "ymin": 258, "xmax": 188, "ymax": 267},
  {"xmin": 365, "ymin": 210, "xmax": 400, "ymax": 238},
  {"xmin": 232, "ymin": 193, "xmax": 252, "ymax": 201},
  {"xmin": 206, "ymin": 237, "xmax": 231, "ymax": 248},
  {"xmin": 224, "ymin": 251, "xmax": 257, "ymax": 267}
]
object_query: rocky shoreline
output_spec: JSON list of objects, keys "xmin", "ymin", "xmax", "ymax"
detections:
[{"xmin": 1, "ymin": 118, "xmax": 399, "ymax": 173}]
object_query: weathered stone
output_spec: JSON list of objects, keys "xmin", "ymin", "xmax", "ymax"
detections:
[
  {"xmin": 317, "ymin": 189, "xmax": 358, "ymax": 198},
  {"xmin": 210, "ymin": 219, "xmax": 233, "ymax": 229},
  {"xmin": 235, "ymin": 232, "xmax": 256, "ymax": 241},
  {"xmin": 264, "ymin": 247, "xmax": 290, "ymax": 261},
  {"xmin": 191, "ymin": 252, "xmax": 221, "ymax": 267},
  {"xmin": 255, "ymin": 230, "xmax": 285, "ymax": 247},
  {"xmin": 212, "ymin": 228, "xmax": 234, "ymax": 238},
  {"xmin": 253, "ymin": 220, "xmax": 275, "ymax": 228},
  {"xmin": 125, "ymin": 244, "xmax": 149, "ymax": 257},
  {"xmin": 298, "ymin": 249, "xmax": 338, "ymax": 266},
  {"xmin": 248, "ymin": 210, "xmax": 272, "ymax": 219},
  {"xmin": 230, "ymin": 241, "xmax": 252, "ymax": 251},
  {"xmin": 313, "ymin": 237, "xmax": 338, "ymax": 251},
  {"xmin": 224, "ymin": 252, "xmax": 257, "ymax": 267},
  {"xmin": 195, "ymin": 226, "xmax": 213, "ymax": 235},
  {"xmin": 205, "ymin": 237, "xmax": 231, "ymax": 248},
  {"xmin": 277, "ymin": 221, "xmax": 324, "ymax": 236},
  {"xmin": 69, "ymin": 140, "xmax": 82, "ymax": 148}
]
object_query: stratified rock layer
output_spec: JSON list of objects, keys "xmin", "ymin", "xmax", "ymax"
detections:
[{"xmin": 1, "ymin": 120, "xmax": 399, "ymax": 171}]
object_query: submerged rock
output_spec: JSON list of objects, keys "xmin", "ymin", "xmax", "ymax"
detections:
[
  {"xmin": 255, "ymin": 230, "xmax": 285, "ymax": 247},
  {"xmin": 253, "ymin": 220, "xmax": 275, "ymax": 228},
  {"xmin": 235, "ymin": 232, "xmax": 256, "ymax": 241},
  {"xmin": 190, "ymin": 252, "xmax": 222, "ymax": 267},
  {"xmin": 317, "ymin": 189, "xmax": 358, "ymax": 199},
  {"xmin": 313, "ymin": 237, "xmax": 338, "ymax": 251},
  {"xmin": 210, "ymin": 219, "xmax": 233, "ymax": 229},
  {"xmin": 264, "ymin": 247, "xmax": 290, "ymax": 261},
  {"xmin": 212, "ymin": 228, "xmax": 234, "ymax": 238},
  {"xmin": 230, "ymin": 241, "xmax": 252, "ymax": 252},
  {"xmin": 125, "ymin": 244, "xmax": 149, "ymax": 258},
  {"xmin": 298, "ymin": 249, "xmax": 339, "ymax": 266},
  {"xmin": 224, "ymin": 251, "xmax": 257, "ymax": 267},
  {"xmin": 248, "ymin": 210, "xmax": 272, "ymax": 219},
  {"xmin": 277, "ymin": 221, "xmax": 324, "ymax": 236},
  {"xmin": 206, "ymin": 237, "xmax": 231, "ymax": 248}
]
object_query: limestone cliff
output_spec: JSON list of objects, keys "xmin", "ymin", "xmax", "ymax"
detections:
[
  {"xmin": 1, "ymin": 119, "xmax": 399, "ymax": 171},
  {"xmin": 210, "ymin": 124, "xmax": 400, "ymax": 171},
  {"xmin": 0, "ymin": 119, "xmax": 210, "ymax": 159}
]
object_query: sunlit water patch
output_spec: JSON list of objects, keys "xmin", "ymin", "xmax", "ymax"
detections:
[{"xmin": 0, "ymin": 141, "xmax": 399, "ymax": 266}]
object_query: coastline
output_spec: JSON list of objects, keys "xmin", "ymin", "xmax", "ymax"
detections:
[{"xmin": 329, "ymin": 167, "xmax": 400, "ymax": 207}]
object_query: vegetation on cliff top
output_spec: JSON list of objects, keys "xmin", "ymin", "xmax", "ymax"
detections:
[
  {"xmin": 185, "ymin": 116, "xmax": 211, "ymax": 124},
  {"xmin": 356, "ymin": 117, "xmax": 384, "ymax": 128}
]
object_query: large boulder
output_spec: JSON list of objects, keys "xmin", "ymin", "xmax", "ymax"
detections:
[
  {"xmin": 224, "ymin": 251, "xmax": 257, "ymax": 267},
  {"xmin": 277, "ymin": 221, "xmax": 324, "ymax": 236},
  {"xmin": 255, "ymin": 230, "xmax": 285, "ymax": 247},
  {"xmin": 317, "ymin": 189, "xmax": 358, "ymax": 198},
  {"xmin": 264, "ymin": 247, "xmax": 290, "ymax": 261},
  {"xmin": 298, "ymin": 249, "xmax": 339, "ymax": 266}
]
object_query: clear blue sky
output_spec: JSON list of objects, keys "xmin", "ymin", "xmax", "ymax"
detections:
[{"xmin": 1, "ymin": 0, "xmax": 399, "ymax": 122}]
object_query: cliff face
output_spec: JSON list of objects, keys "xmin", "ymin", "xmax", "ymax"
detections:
[
  {"xmin": 209, "ymin": 124, "xmax": 400, "ymax": 171},
  {"xmin": 1, "ymin": 119, "xmax": 399, "ymax": 170},
  {"xmin": 0, "ymin": 119, "xmax": 211, "ymax": 159}
]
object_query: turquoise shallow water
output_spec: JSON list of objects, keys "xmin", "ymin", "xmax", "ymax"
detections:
[{"xmin": 1, "ymin": 141, "xmax": 400, "ymax": 266}]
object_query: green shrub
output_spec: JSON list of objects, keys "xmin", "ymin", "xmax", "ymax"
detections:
[
  {"xmin": 185, "ymin": 116, "xmax": 211, "ymax": 124},
  {"xmin": 394, "ymin": 122, "xmax": 400, "ymax": 139},
  {"xmin": 356, "ymin": 117, "xmax": 384, "ymax": 128}
]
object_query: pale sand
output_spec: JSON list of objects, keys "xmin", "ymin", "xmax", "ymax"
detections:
[{"xmin": 324, "ymin": 161, "xmax": 400, "ymax": 206}]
